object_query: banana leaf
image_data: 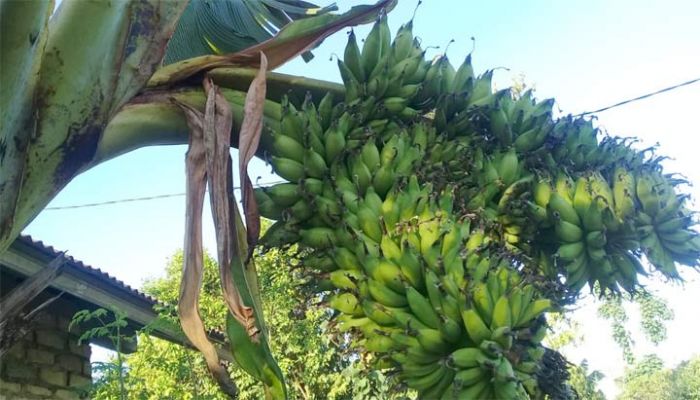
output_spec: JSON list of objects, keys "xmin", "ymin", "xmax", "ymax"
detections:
[
  {"xmin": 163, "ymin": 0, "xmax": 338, "ymax": 65},
  {"xmin": 149, "ymin": 0, "xmax": 397, "ymax": 86},
  {"xmin": 175, "ymin": 57, "xmax": 287, "ymax": 395}
]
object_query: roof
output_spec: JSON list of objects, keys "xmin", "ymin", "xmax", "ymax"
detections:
[
  {"xmin": 1, "ymin": 235, "xmax": 230, "ymax": 360},
  {"xmin": 16, "ymin": 234, "xmax": 160, "ymax": 305}
]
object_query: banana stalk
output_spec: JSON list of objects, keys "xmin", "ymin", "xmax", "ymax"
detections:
[
  {"xmin": 0, "ymin": 1, "xmax": 386, "ymax": 254},
  {"xmin": 0, "ymin": 0, "xmax": 188, "ymax": 253}
]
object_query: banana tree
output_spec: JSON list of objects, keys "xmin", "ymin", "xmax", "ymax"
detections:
[
  {"xmin": 1, "ymin": 0, "xmax": 393, "ymax": 397},
  {"xmin": 1, "ymin": 0, "xmax": 382, "ymax": 252},
  {"xmin": 5, "ymin": 1, "xmax": 699, "ymax": 399}
]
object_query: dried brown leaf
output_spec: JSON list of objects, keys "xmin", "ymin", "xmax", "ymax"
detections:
[
  {"xmin": 173, "ymin": 99, "xmax": 238, "ymax": 398},
  {"xmin": 238, "ymin": 53, "xmax": 268, "ymax": 254},
  {"xmin": 201, "ymin": 78, "xmax": 259, "ymax": 341}
]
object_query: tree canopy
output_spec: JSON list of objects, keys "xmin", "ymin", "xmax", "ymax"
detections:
[
  {"xmin": 617, "ymin": 354, "xmax": 700, "ymax": 400},
  {"xmin": 88, "ymin": 241, "xmax": 413, "ymax": 399}
]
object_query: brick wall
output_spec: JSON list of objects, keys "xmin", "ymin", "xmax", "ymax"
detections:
[{"xmin": 0, "ymin": 312, "xmax": 92, "ymax": 400}]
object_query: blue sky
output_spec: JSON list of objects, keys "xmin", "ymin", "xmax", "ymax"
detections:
[{"xmin": 28, "ymin": 1, "xmax": 700, "ymax": 397}]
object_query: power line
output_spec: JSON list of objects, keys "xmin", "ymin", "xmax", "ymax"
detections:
[
  {"xmin": 575, "ymin": 76, "xmax": 700, "ymax": 117},
  {"xmin": 44, "ymin": 180, "xmax": 286, "ymax": 211}
]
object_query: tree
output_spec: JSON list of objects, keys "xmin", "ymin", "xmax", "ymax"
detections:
[
  {"xmin": 3, "ymin": 1, "xmax": 700, "ymax": 398},
  {"xmin": 617, "ymin": 354, "xmax": 700, "ymax": 400},
  {"xmin": 89, "ymin": 244, "xmax": 411, "ymax": 399},
  {"xmin": 567, "ymin": 361, "xmax": 606, "ymax": 400},
  {"xmin": 1, "ymin": 1, "xmax": 393, "ymax": 396},
  {"xmin": 544, "ymin": 290, "xmax": 674, "ymax": 399},
  {"xmin": 1, "ymin": 0, "xmax": 384, "ymax": 251},
  {"xmin": 598, "ymin": 291, "xmax": 674, "ymax": 365},
  {"xmin": 544, "ymin": 313, "xmax": 605, "ymax": 399}
]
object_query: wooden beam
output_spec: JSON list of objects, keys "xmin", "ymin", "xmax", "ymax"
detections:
[
  {"xmin": 0, "ymin": 292, "xmax": 62, "ymax": 357},
  {"xmin": 1, "ymin": 245, "xmax": 234, "ymax": 362},
  {"xmin": 0, "ymin": 254, "xmax": 65, "ymax": 326}
]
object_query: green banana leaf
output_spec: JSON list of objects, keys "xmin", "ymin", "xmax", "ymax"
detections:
[
  {"xmin": 163, "ymin": 0, "xmax": 338, "ymax": 65},
  {"xmin": 226, "ymin": 208, "xmax": 287, "ymax": 399},
  {"xmin": 149, "ymin": 0, "xmax": 397, "ymax": 86}
]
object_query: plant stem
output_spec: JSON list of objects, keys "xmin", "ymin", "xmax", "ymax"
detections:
[
  {"xmin": 206, "ymin": 67, "xmax": 345, "ymax": 103},
  {"xmin": 95, "ymin": 87, "xmax": 285, "ymax": 167},
  {"xmin": 115, "ymin": 324, "xmax": 126, "ymax": 400}
]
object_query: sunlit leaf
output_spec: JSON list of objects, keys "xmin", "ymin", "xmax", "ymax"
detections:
[
  {"xmin": 149, "ymin": 0, "xmax": 396, "ymax": 86},
  {"xmin": 163, "ymin": 0, "xmax": 337, "ymax": 65}
]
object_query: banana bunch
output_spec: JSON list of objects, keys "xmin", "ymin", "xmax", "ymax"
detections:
[
  {"xmin": 452, "ymin": 266, "xmax": 552, "ymax": 399},
  {"xmin": 339, "ymin": 13, "xmax": 429, "ymax": 120},
  {"xmin": 430, "ymin": 60, "xmax": 514, "ymax": 139},
  {"xmin": 545, "ymin": 116, "xmax": 649, "ymax": 174},
  {"xmin": 257, "ymin": 98, "xmax": 431, "ymax": 245},
  {"xmin": 329, "ymin": 191, "xmax": 553, "ymax": 399},
  {"xmin": 254, "ymin": 12, "xmax": 700, "ymax": 399},
  {"xmin": 548, "ymin": 118, "xmax": 601, "ymax": 171},
  {"xmin": 529, "ymin": 172, "xmax": 642, "ymax": 293},
  {"xmin": 635, "ymin": 169, "xmax": 700, "ymax": 277},
  {"xmin": 452, "ymin": 147, "xmax": 536, "ymax": 253},
  {"xmin": 283, "ymin": 178, "xmax": 552, "ymax": 398},
  {"xmin": 489, "ymin": 90, "xmax": 555, "ymax": 151}
]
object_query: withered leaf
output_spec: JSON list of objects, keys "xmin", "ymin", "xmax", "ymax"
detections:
[
  {"xmin": 238, "ymin": 52, "xmax": 268, "ymax": 255},
  {"xmin": 202, "ymin": 78, "xmax": 259, "ymax": 341},
  {"xmin": 173, "ymin": 98, "xmax": 238, "ymax": 398}
]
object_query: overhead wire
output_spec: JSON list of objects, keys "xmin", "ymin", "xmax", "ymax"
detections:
[
  {"xmin": 44, "ymin": 180, "xmax": 286, "ymax": 210},
  {"xmin": 574, "ymin": 76, "xmax": 700, "ymax": 117}
]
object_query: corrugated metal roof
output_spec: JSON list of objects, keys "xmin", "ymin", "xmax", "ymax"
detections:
[
  {"xmin": 11, "ymin": 234, "xmax": 226, "ymax": 342},
  {"xmin": 16, "ymin": 234, "xmax": 161, "ymax": 305}
]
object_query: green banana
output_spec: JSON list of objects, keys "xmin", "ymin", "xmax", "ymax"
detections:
[
  {"xmin": 462, "ymin": 308, "xmax": 492, "ymax": 344},
  {"xmin": 406, "ymin": 286, "xmax": 442, "ymax": 329}
]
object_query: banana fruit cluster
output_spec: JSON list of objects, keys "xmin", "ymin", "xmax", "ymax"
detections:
[
  {"xmin": 255, "ymin": 13, "xmax": 700, "ymax": 399},
  {"xmin": 322, "ymin": 184, "xmax": 551, "ymax": 399},
  {"xmin": 635, "ymin": 168, "xmax": 700, "ymax": 277}
]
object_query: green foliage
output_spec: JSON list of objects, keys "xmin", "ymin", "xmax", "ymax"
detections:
[
  {"xmin": 163, "ymin": 0, "xmax": 336, "ymax": 64},
  {"xmin": 341, "ymin": 363, "xmax": 412, "ymax": 400},
  {"xmin": 618, "ymin": 369, "xmax": 673, "ymax": 400},
  {"xmin": 598, "ymin": 291, "xmax": 674, "ymax": 365},
  {"xmin": 95, "ymin": 333, "xmax": 229, "ymax": 400},
  {"xmin": 544, "ymin": 312, "xmax": 582, "ymax": 351},
  {"xmin": 544, "ymin": 313, "xmax": 606, "ymax": 399},
  {"xmin": 87, "ymin": 240, "xmax": 410, "ymax": 399},
  {"xmin": 671, "ymin": 357, "xmax": 700, "ymax": 399},
  {"xmin": 598, "ymin": 296, "xmax": 636, "ymax": 365},
  {"xmin": 617, "ymin": 354, "xmax": 700, "ymax": 400},
  {"xmin": 567, "ymin": 361, "xmax": 606, "ymax": 400},
  {"xmin": 622, "ymin": 354, "xmax": 664, "ymax": 383},
  {"xmin": 618, "ymin": 355, "xmax": 670, "ymax": 400},
  {"xmin": 70, "ymin": 308, "xmax": 133, "ymax": 399},
  {"xmin": 637, "ymin": 291, "xmax": 674, "ymax": 345},
  {"xmin": 227, "ymin": 246, "xmax": 352, "ymax": 399}
]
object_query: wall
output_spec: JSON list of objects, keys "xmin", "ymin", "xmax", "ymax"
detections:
[{"xmin": 0, "ymin": 308, "xmax": 92, "ymax": 400}]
